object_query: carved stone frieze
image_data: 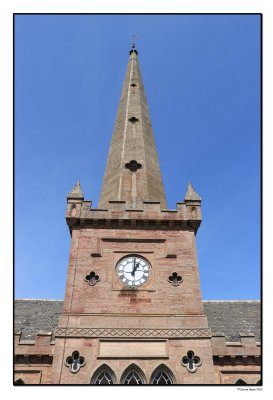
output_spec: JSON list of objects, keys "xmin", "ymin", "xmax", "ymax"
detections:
[{"xmin": 55, "ymin": 327, "xmax": 212, "ymax": 339}]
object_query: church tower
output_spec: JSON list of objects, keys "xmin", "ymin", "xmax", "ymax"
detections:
[{"xmin": 51, "ymin": 45, "xmax": 216, "ymax": 384}]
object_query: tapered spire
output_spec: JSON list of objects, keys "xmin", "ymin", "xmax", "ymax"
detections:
[{"xmin": 98, "ymin": 47, "xmax": 167, "ymax": 209}]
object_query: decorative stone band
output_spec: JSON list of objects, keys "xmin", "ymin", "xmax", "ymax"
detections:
[{"xmin": 55, "ymin": 327, "xmax": 212, "ymax": 339}]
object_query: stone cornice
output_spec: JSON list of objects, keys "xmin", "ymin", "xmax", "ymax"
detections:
[{"xmin": 66, "ymin": 200, "xmax": 202, "ymax": 234}]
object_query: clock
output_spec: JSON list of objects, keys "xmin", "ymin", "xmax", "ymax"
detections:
[{"xmin": 116, "ymin": 255, "xmax": 151, "ymax": 288}]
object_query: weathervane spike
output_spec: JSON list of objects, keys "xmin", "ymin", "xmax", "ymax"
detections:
[{"xmin": 131, "ymin": 33, "xmax": 140, "ymax": 49}]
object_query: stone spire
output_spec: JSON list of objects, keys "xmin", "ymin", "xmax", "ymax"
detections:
[
  {"xmin": 67, "ymin": 180, "xmax": 84, "ymax": 200},
  {"xmin": 185, "ymin": 182, "xmax": 201, "ymax": 201},
  {"xmin": 98, "ymin": 46, "xmax": 167, "ymax": 209}
]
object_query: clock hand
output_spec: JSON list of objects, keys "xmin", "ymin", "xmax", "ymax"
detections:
[
  {"xmin": 132, "ymin": 262, "xmax": 139, "ymax": 277},
  {"xmin": 131, "ymin": 257, "xmax": 136, "ymax": 276}
]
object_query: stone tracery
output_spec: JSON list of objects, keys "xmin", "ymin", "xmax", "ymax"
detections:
[{"xmin": 65, "ymin": 351, "xmax": 86, "ymax": 373}]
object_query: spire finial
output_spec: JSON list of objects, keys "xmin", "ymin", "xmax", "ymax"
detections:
[{"xmin": 129, "ymin": 34, "xmax": 140, "ymax": 55}]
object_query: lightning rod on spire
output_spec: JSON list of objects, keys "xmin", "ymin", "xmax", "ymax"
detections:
[{"xmin": 131, "ymin": 33, "xmax": 140, "ymax": 50}]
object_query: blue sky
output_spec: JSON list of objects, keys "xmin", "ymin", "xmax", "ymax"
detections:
[{"xmin": 15, "ymin": 14, "xmax": 260, "ymax": 300}]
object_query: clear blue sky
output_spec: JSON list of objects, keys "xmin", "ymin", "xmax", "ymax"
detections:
[{"xmin": 15, "ymin": 14, "xmax": 260, "ymax": 300}]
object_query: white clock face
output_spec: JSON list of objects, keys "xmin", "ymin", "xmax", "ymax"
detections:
[{"xmin": 116, "ymin": 255, "xmax": 151, "ymax": 288}]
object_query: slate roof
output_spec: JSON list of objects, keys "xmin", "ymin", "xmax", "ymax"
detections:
[
  {"xmin": 15, "ymin": 299, "xmax": 63, "ymax": 340},
  {"xmin": 203, "ymin": 300, "xmax": 261, "ymax": 342},
  {"xmin": 14, "ymin": 299, "xmax": 261, "ymax": 342}
]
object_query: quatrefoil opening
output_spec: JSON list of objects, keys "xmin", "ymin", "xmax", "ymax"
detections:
[
  {"xmin": 125, "ymin": 160, "xmax": 142, "ymax": 172},
  {"xmin": 85, "ymin": 271, "xmax": 100, "ymax": 286},
  {"xmin": 65, "ymin": 351, "xmax": 86, "ymax": 374},
  {"xmin": 168, "ymin": 272, "xmax": 183, "ymax": 286},
  {"xmin": 181, "ymin": 350, "xmax": 202, "ymax": 373}
]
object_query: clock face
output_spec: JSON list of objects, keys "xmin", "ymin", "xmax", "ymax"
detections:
[{"xmin": 116, "ymin": 255, "xmax": 151, "ymax": 288}]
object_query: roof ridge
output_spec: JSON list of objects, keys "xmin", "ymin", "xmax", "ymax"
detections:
[
  {"xmin": 15, "ymin": 298, "xmax": 63, "ymax": 301},
  {"xmin": 15, "ymin": 299, "xmax": 260, "ymax": 302},
  {"xmin": 203, "ymin": 300, "xmax": 260, "ymax": 302}
]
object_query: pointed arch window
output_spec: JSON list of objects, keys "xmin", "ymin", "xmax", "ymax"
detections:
[
  {"xmin": 14, "ymin": 378, "xmax": 25, "ymax": 385},
  {"xmin": 91, "ymin": 364, "xmax": 116, "ymax": 384},
  {"xmin": 150, "ymin": 364, "xmax": 175, "ymax": 385},
  {"xmin": 120, "ymin": 364, "xmax": 146, "ymax": 385},
  {"xmin": 235, "ymin": 379, "xmax": 247, "ymax": 385}
]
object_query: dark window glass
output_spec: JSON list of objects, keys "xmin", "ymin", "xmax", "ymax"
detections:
[
  {"xmin": 14, "ymin": 379, "xmax": 25, "ymax": 385},
  {"xmin": 152, "ymin": 370, "xmax": 173, "ymax": 384},
  {"xmin": 123, "ymin": 370, "xmax": 144, "ymax": 384},
  {"xmin": 95, "ymin": 370, "xmax": 114, "ymax": 384},
  {"xmin": 235, "ymin": 379, "xmax": 247, "ymax": 385}
]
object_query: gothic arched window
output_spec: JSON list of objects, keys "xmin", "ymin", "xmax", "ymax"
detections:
[
  {"xmin": 91, "ymin": 364, "xmax": 116, "ymax": 384},
  {"xmin": 150, "ymin": 364, "xmax": 175, "ymax": 384},
  {"xmin": 120, "ymin": 364, "xmax": 146, "ymax": 384},
  {"xmin": 14, "ymin": 378, "xmax": 25, "ymax": 385},
  {"xmin": 235, "ymin": 379, "xmax": 247, "ymax": 385}
]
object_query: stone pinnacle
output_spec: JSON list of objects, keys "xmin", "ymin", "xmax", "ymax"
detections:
[
  {"xmin": 185, "ymin": 182, "xmax": 201, "ymax": 201},
  {"xmin": 67, "ymin": 179, "xmax": 84, "ymax": 200}
]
